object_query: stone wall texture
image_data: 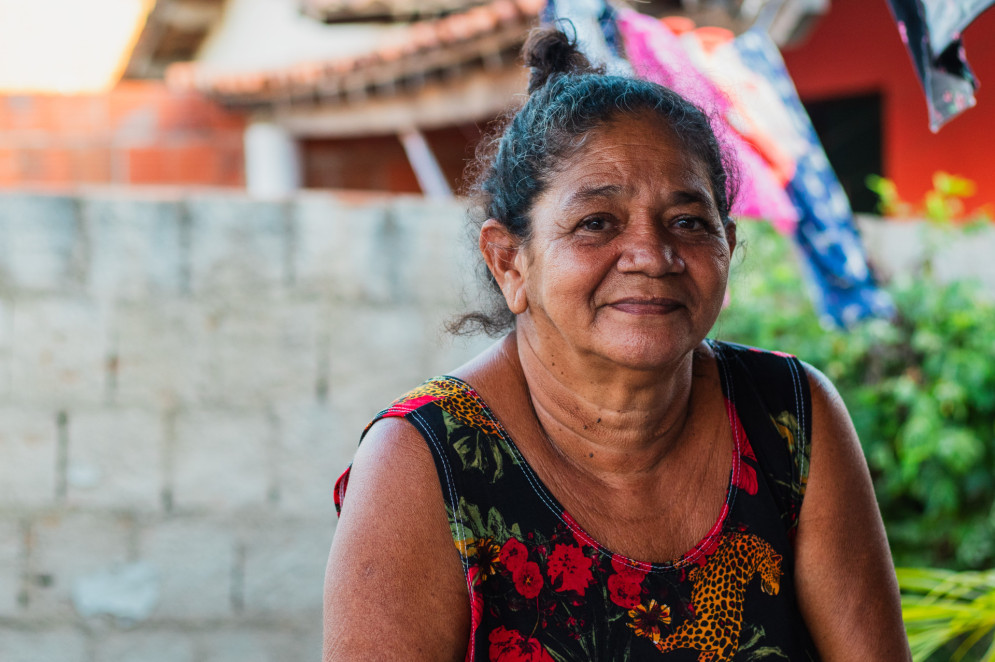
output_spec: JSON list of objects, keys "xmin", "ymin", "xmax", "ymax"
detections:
[{"xmin": 0, "ymin": 189, "xmax": 492, "ymax": 662}]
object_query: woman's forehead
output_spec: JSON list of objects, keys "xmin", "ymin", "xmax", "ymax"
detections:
[{"xmin": 544, "ymin": 118, "xmax": 716, "ymax": 202}]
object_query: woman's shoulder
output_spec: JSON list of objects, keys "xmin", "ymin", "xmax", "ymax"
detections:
[
  {"xmin": 709, "ymin": 339, "xmax": 843, "ymax": 416},
  {"xmin": 358, "ymin": 336, "xmax": 517, "ymax": 436},
  {"xmin": 326, "ymin": 411, "xmax": 469, "ymax": 660},
  {"xmin": 362, "ymin": 376, "xmax": 481, "ymax": 433},
  {"xmin": 709, "ymin": 339, "xmax": 809, "ymax": 406},
  {"xmin": 708, "ymin": 338, "xmax": 799, "ymax": 363}
]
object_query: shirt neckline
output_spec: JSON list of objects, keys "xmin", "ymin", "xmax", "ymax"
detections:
[{"xmin": 439, "ymin": 339, "xmax": 742, "ymax": 573}]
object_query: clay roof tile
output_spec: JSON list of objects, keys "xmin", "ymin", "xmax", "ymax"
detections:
[
  {"xmin": 409, "ymin": 20, "xmax": 440, "ymax": 50},
  {"xmin": 172, "ymin": 0, "xmax": 540, "ymax": 102},
  {"xmin": 490, "ymin": 0, "xmax": 518, "ymax": 23},
  {"xmin": 514, "ymin": 0, "xmax": 544, "ymax": 18}
]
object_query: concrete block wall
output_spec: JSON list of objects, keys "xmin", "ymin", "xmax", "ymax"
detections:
[{"xmin": 0, "ymin": 189, "xmax": 492, "ymax": 661}]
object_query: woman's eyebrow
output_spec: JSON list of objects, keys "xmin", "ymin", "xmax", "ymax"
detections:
[
  {"xmin": 559, "ymin": 183, "xmax": 716, "ymax": 210},
  {"xmin": 561, "ymin": 183, "xmax": 626, "ymax": 208},
  {"xmin": 669, "ymin": 188, "xmax": 716, "ymax": 209}
]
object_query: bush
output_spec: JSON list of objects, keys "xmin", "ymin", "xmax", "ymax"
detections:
[{"xmin": 713, "ymin": 221, "xmax": 995, "ymax": 570}]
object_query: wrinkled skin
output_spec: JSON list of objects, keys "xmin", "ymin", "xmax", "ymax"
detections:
[{"xmin": 493, "ymin": 111, "xmax": 736, "ymax": 375}]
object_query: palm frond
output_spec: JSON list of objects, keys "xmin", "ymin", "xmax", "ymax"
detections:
[{"xmin": 898, "ymin": 567, "xmax": 995, "ymax": 662}]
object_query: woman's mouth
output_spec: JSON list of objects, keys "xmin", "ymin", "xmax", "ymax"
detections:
[{"xmin": 607, "ymin": 297, "xmax": 684, "ymax": 315}]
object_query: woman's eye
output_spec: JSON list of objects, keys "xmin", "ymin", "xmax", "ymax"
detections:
[
  {"xmin": 579, "ymin": 216, "xmax": 612, "ymax": 232},
  {"xmin": 674, "ymin": 216, "xmax": 705, "ymax": 230}
]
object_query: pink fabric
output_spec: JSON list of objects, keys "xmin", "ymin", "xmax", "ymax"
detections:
[{"xmin": 616, "ymin": 9, "xmax": 798, "ymax": 233}]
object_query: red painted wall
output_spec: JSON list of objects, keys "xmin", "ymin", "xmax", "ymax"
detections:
[
  {"xmin": 0, "ymin": 81, "xmax": 245, "ymax": 189},
  {"xmin": 781, "ymin": 0, "xmax": 995, "ymax": 208}
]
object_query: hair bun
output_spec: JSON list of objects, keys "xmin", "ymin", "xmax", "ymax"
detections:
[{"xmin": 523, "ymin": 27, "xmax": 597, "ymax": 93}]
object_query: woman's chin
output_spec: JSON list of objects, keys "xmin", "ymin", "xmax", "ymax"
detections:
[{"xmin": 584, "ymin": 330, "xmax": 702, "ymax": 372}]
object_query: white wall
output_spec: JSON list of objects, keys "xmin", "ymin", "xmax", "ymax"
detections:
[{"xmin": 195, "ymin": 0, "xmax": 404, "ymax": 74}]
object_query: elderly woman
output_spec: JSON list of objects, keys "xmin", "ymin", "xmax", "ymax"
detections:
[{"xmin": 324, "ymin": 29, "xmax": 910, "ymax": 662}]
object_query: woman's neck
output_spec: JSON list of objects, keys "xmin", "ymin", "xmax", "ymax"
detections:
[{"xmin": 509, "ymin": 323, "xmax": 703, "ymax": 479}]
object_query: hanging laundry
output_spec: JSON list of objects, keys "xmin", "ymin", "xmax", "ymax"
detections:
[
  {"xmin": 679, "ymin": 26, "xmax": 797, "ymax": 186},
  {"xmin": 541, "ymin": 0, "xmax": 633, "ymax": 75},
  {"xmin": 921, "ymin": 1, "xmax": 995, "ymax": 54},
  {"xmin": 615, "ymin": 9, "xmax": 799, "ymax": 233},
  {"xmin": 729, "ymin": 30, "xmax": 894, "ymax": 327},
  {"xmin": 886, "ymin": 0, "xmax": 995, "ymax": 131}
]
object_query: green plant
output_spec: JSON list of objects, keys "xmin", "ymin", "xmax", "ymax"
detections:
[
  {"xmin": 897, "ymin": 566, "xmax": 995, "ymax": 661},
  {"xmin": 713, "ymin": 221, "xmax": 995, "ymax": 570},
  {"xmin": 866, "ymin": 172, "xmax": 993, "ymax": 225}
]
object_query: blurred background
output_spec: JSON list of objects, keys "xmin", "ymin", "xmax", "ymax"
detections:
[{"xmin": 0, "ymin": 0, "xmax": 993, "ymax": 660}]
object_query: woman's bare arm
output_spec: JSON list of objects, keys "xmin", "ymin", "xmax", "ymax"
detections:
[
  {"xmin": 323, "ymin": 417, "xmax": 469, "ymax": 661},
  {"xmin": 795, "ymin": 363, "xmax": 911, "ymax": 660}
]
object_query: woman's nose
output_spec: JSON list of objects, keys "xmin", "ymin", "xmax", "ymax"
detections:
[{"xmin": 615, "ymin": 226, "xmax": 685, "ymax": 276}]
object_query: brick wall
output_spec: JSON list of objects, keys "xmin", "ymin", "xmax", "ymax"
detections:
[
  {"xmin": 0, "ymin": 82, "xmax": 245, "ymax": 189},
  {"xmin": 0, "ymin": 189, "xmax": 491, "ymax": 661}
]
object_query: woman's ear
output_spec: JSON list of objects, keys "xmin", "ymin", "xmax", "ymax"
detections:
[
  {"xmin": 480, "ymin": 219, "xmax": 528, "ymax": 315},
  {"xmin": 725, "ymin": 219, "xmax": 737, "ymax": 256}
]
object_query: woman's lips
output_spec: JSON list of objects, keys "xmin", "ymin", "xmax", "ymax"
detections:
[{"xmin": 607, "ymin": 298, "xmax": 684, "ymax": 315}]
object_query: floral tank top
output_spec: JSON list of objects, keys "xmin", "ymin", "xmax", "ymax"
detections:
[{"xmin": 334, "ymin": 341, "xmax": 819, "ymax": 661}]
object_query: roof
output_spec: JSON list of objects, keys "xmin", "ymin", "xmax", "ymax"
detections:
[
  {"xmin": 126, "ymin": 0, "xmax": 227, "ymax": 79},
  {"xmin": 165, "ymin": 0, "xmax": 826, "ymax": 122},
  {"xmin": 167, "ymin": 0, "xmax": 543, "ymax": 111},
  {"xmin": 300, "ymin": 0, "xmax": 495, "ymax": 24}
]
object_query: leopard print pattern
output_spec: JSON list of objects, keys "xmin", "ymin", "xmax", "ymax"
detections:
[
  {"xmin": 384, "ymin": 378, "xmax": 503, "ymax": 437},
  {"xmin": 655, "ymin": 532, "xmax": 782, "ymax": 662}
]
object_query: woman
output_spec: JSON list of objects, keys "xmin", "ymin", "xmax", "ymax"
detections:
[{"xmin": 324, "ymin": 29, "xmax": 910, "ymax": 661}]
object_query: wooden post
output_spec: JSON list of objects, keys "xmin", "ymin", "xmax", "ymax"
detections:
[{"xmin": 398, "ymin": 128, "xmax": 452, "ymax": 199}]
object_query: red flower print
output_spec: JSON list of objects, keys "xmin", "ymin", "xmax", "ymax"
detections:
[
  {"xmin": 513, "ymin": 561, "xmax": 543, "ymax": 599},
  {"xmin": 488, "ymin": 627, "xmax": 554, "ymax": 662},
  {"xmin": 610, "ymin": 554, "xmax": 650, "ymax": 581},
  {"xmin": 501, "ymin": 537, "xmax": 527, "ymax": 573},
  {"xmin": 735, "ymin": 463, "xmax": 758, "ymax": 496},
  {"xmin": 607, "ymin": 573, "xmax": 643, "ymax": 609},
  {"xmin": 467, "ymin": 567, "xmax": 483, "ymax": 658},
  {"xmin": 382, "ymin": 393, "xmax": 441, "ymax": 417},
  {"xmin": 489, "ymin": 626, "xmax": 517, "ymax": 651},
  {"xmin": 746, "ymin": 347, "xmax": 792, "ymax": 359},
  {"xmin": 729, "ymin": 404, "xmax": 758, "ymax": 495},
  {"xmin": 607, "ymin": 554, "xmax": 648, "ymax": 608},
  {"xmin": 741, "ymin": 433, "xmax": 757, "ymax": 462},
  {"xmin": 561, "ymin": 511, "xmax": 595, "ymax": 548},
  {"xmin": 692, "ymin": 529, "xmax": 724, "ymax": 567},
  {"xmin": 546, "ymin": 544, "xmax": 593, "ymax": 595},
  {"xmin": 333, "ymin": 467, "xmax": 350, "ymax": 514}
]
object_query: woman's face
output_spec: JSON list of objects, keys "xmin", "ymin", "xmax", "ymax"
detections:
[{"xmin": 514, "ymin": 112, "xmax": 736, "ymax": 371}]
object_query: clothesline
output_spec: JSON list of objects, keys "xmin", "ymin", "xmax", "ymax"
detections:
[{"xmin": 542, "ymin": 0, "xmax": 894, "ymax": 328}]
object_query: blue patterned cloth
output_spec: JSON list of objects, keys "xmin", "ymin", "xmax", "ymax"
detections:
[
  {"xmin": 540, "ymin": 0, "xmax": 632, "ymax": 75},
  {"xmin": 537, "ymin": 4, "xmax": 892, "ymax": 327},
  {"xmin": 731, "ymin": 30, "xmax": 894, "ymax": 327},
  {"xmin": 886, "ymin": 0, "xmax": 994, "ymax": 131}
]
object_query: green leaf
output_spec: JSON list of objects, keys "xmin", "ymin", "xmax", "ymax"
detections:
[{"xmin": 716, "ymin": 220, "xmax": 995, "ymax": 569}]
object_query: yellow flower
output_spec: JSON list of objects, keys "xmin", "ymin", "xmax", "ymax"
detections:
[
  {"xmin": 455, "ymin": 537, "xmax": 502, "ymax": 582},
  {"xmin": 454, "ymin": 537, "xmax": 476, "ymax": 557},
  {"xmin": 627, "ymin": 599, "xmax": 671, "ymax": 643},
  {"xmin": 474, "ymin": 537, "xmax": 501, "ymax": 581}
]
